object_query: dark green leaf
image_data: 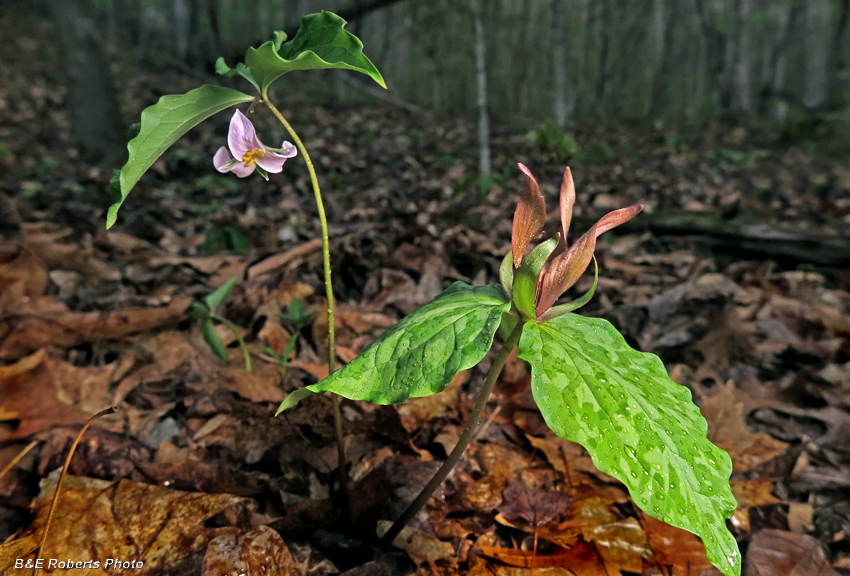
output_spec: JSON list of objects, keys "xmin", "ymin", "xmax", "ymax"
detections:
[
  {"xmin": 202, "ymin": 318, "xmax": 230, "ymax": 362},
  {"xmin": 518, "ymin": 315, "xmax": 740, "ymax": 576},
  {"xmin": 276, "ymin": 282, "xmax": 510, "ymax": 413},
  {"xmin": 107, "ymin": 85, "xmax": 254, "ymax": 229},
  {"xmin": 186, "ymin": 301, "xmax": 210, "ymax": 319},
  {"xmin": 239, "ymin": 11, "xmax": 386, "ymax": 95}
]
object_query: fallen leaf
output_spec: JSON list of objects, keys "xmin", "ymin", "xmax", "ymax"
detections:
[
  {"xmin": 746, "ymin": 529, "xmax": 840, "ymax": 576},
  {"xmin": 202, "ymin": 526, "xmax": 298, "ymax": 576},
  {"xmin": 702, "ymin": 381, "xmax": 787, "ymax": 471},
  {"xmin": 0, "ymin": 470, "xmax": 246, "ymax": 574}
]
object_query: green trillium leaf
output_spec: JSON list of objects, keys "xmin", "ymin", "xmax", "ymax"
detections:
[
  {"xmin": 205, "ymin": 277, "xmax": 238, "ymax": 313},
  {"xmin": 107, "ymin": 85, "xmax": 254, "ymax": 229},
  {"xmin": 518, "ymin": 314, "xmax": 740, "ymax": 576},
  {"xmin": 500, "ymin": 251, "xmax": 514, "ymax": 299},
  {"xmin": 226, "ymin": 11, "xmax": 386, "ymax": 96},
  {"xmin": 202, "ymin": 318, "xmax": 230, "ymax": 362},
  {"xmin": 276, "ymin": 282, "xmax": 510, "ymax": 414}
]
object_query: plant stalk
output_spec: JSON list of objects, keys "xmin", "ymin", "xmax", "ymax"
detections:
[
  {"xmin": 262, "ymin": 94, "xmax": 349, "ymax": 520},
  {"xmin": 379, "ymin": 324, "xmax": 524, "ymax": 546},
  {"xmin": 211, "ymin": 314, "xmax": 252, "ymax": 372}
]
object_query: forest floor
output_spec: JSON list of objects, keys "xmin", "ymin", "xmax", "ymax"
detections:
[{"xmin": 2, "ymin": 10, "xmax": 850, "ymax": 576}]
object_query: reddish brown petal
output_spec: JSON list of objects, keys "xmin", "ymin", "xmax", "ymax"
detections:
[
  {"xmin": 512, "ymin": 164, "xmax": 547, "ymax": 268},
  {"xmin": 536, "ymin": 205, "xmax": 642, "ymax": 316},
  {"xmin": 559, "ymin": 166, "xmax": 576, "ymax": 246}
]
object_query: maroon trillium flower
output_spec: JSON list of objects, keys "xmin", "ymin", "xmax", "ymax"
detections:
[
  {"xmin": 510, "ymin": 164, "xmax": 642, "ymax": 321},
  {"xmin": 214, "ymin": 110, "xmax": 297, "ymax": 178}
]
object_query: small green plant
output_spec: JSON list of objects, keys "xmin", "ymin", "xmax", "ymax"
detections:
[
  {"xmin": 279, "ymin": 165, "xmax": 740, "ymax": 575},
  {"xmin": 716, "ymin": 147, "xmax": 758, "ymax": 166},
  {"xmin": 199, "ymin": 225, "xmax": 249, "ymax": 253},
  {"xmin": 186, "ymin": 277, "xmax": 252, "ymax": 371},
  {"xmin": 526, "ymin": 120, "xmax": 583, "ymax": 161},
  {"xmin": 104, "ymin": 11, "xmax": 740, "ymax": 575},
  {"xmin": 277, "ymin": 297, "xmax": 315, "ymax": 329}
]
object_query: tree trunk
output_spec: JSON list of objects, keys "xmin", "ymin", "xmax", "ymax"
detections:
[
  {"xmin": 804, "ymin": 0, "xmax": 831, "ymax": 110},
  {"xmin": 828, "ymin": 0, "xmax": 850, "ymax": 108},
  {"xmin": 650, "ymin": 0, "xmax": 678, "ymax": 122},
  {"xmin": 49, "ymin": 0, "xmax": 124, "ymax": 164},
  {"xmin": 732, "ymin": 0, "xmax": 752, "ymax": 115},
  {"xmin": 470, "ymin": 0, "xmax": 490, "ymax": 177},
  {"xmin": 552, "ymin": 0, "xmax": 570, "ymax": 128}
]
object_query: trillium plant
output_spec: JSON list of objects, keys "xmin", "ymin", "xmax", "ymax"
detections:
[{"xmin": 106, "ymin": 11, "xmax": 740, "ymax": 576}]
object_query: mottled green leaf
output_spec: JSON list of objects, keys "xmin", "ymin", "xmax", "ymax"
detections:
[
  {"xmin": 518, "ymin": 314, "xmax": 740, "ymax": 576},
  {"xmin": 276, "ymin": 282, "xmax": 510, "ymax": 413},
  {"xmin": 202, "ymin": 318, "xmax": 229, "ymax": 362},
  {"xmin": 233, "ymin": 11, "xmax": 386, "ymax": 95},
  {"xmin": 107, "ymin": 85, "xmax": 254, "ymax": 229}
]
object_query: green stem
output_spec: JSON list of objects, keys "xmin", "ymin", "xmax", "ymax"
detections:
[
  {"xmin": 211, "ymin": 314, "xmax": 252, "ymax": 372},
  {"xmin": 379, "ymin": 324, "xmax": 524, "ymax": 546},
  {"xmin": 262, "ymin": 94, "xmax": 349, "ymax": 520}
]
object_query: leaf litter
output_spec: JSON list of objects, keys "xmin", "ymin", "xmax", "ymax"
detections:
[{"xmin": 2, "ymin": 10, "xmax": 850, "ymax": 575}]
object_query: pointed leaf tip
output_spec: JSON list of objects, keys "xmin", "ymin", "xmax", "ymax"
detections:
[
  {"xmin": 537, "ymin": 204, "xmax": 642, "ymax": 314},
  {"xmin": 559, "ymin": 166, "xmax": 576, "ymax": 243},
  {"xmin": 512, "ymin": 165, "xmax": 547, "ymax": 269}
]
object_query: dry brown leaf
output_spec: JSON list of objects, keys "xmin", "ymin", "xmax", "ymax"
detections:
[
  {"xmin": 746, "ymin": 529, "xmax": 840, "ymax": 576},
  {"xmin": 376, "ymin": 520, "xmax": 456, "ymax": 566},
  {"xmin": 0, "ymin": 296, "xmax": 191, "ymax": 359},
  {"xmin": 202, "ymin": 526, "xmax": 298, "ymax": 576},
  {"xmin": 0, "ymin": 350, "xmax": 133, "ymax": 439},
  {"xmin": 730, "ymin": 479, "xmax": 781, "ymax": 532},
  {"xmin": 702, "ymin": 381, "xmax": 787, "ymax": 471},
  {"xmin": 0, "ymin": 243, "xmax": 48, "ymax": 314},
  {"xmin": 478, "ymin": 542, "xmax": 605, "ymax": 572},
  {"xmin": 0, "ymin": 471, "xmax": 245, "ymax": 574}
]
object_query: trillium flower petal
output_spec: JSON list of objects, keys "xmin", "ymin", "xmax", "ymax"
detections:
[
  {"xmin": 559, "ymin": 166, "xmax": 576, "ymax": 248},
  {"xmin": 255, "ymin": 141, "xmax": 297, "ymax": 173},
  {"xmin": 536, "ymin": 204, "xmax": 642, "ymax": 316},
  {"xmin": 227, "ymin": 109, "xmax": 262, "ymax": 160},
  {"xmin": 512, "ymin": 164, "xmax": 547, "ymax": 269},
  {"xmin": 229, "ymin": 161, "xmax": 257, "ymax": 178},
  {"xmin": 214, "ymin": 147, "xmax": 236, "ymax": 173}
]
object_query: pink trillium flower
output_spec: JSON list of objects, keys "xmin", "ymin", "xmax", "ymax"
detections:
[{"xmin": 214, "ymin": 109, "xmax": 297, "ymax": 178}]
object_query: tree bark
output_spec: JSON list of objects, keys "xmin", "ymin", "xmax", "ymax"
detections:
[
  {"xmin": 49, "ymin": 0, "xmax": 124, "ymax": 165},
  {"xmin": 469, "ymin": 0, "xmax": 490, "ymax": 177},
  {"xmin": 828, "ymin": 0, "xmax": 850, "ymax": 107},
  {"xmin": 732, "ymin": 0, "xmax": 752, "ymax": 115},
  {"xmin": 552, "ymin": 0, "xmax": 570, "ymax": 128},
  {"xmin": 650, "ymin": 0, "xmax": 678, "ymax": 122}
]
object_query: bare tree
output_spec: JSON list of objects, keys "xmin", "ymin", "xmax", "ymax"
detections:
[{"xmin": 469, "ymin": 0, "xmax": 490, "ymax": 177}]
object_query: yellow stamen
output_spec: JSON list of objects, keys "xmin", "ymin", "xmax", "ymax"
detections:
[{"xmin": 242, "ymin": 148, "xmax": 265, "ymax": 167}]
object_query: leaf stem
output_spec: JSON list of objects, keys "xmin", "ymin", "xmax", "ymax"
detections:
[
  {"xmin": 35, "ymin": 406, "xmax": 119, "ymax": 575},
  {"xmin": 379, "ymin": 323, "xmax": 524, "ymax": 546},
  {"xmin": 261, "ymin": 93, "xmax": 349, "ymax": 521},
  {"xmin": 210, "ymin": 314, "xmax": 252, "ymax": 372}
]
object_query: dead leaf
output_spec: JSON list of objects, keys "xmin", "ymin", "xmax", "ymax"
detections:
[
  {"xmin": 0, "ymin": 296, "xmax": 191, "ymax": 360},
  {"xmin": 0, "ymin": 470, "xmax": 245, "ymax": 574},
  {"xmin": 702, "ymin": 381, "xmax": 787, "ymax": 471},
  {"xmin": 746, "ymin": 529, "xmax": 840, "ymax": 576},
  {"xmin": 202, "ymin": 526, "xmax": 298, "ymax": 576}
]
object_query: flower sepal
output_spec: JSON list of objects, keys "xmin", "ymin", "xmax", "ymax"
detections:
[{"xmin": 537, "ymin": 256, "xmax": 598, "ymax": 323}]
